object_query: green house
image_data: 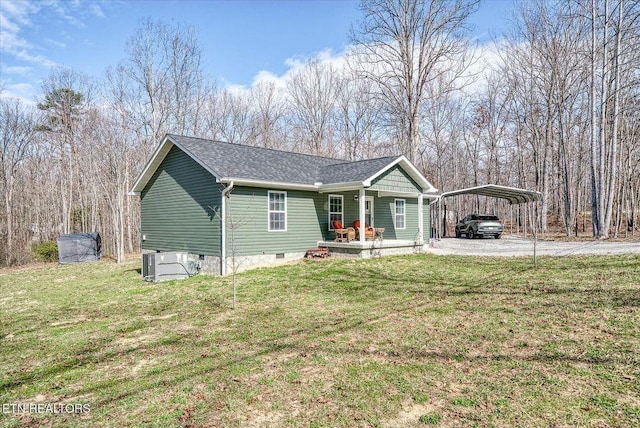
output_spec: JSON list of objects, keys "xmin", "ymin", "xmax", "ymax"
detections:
[{"xmin": 130, "ymin": 134, "xmax": 438, "ymax": 274}]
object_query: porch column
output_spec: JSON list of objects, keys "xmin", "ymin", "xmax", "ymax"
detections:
[
  {"xmin": 418, "ymin": 194, "xmax": 424, "ymax": 244},
  {"xmin": 359, "ymin": 188, "xmax": 365, "ymax": 244}
]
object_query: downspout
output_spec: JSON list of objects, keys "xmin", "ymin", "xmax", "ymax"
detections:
[
  {"xmin": 418, "ymin": 194, "xmax": 424, "ymax": 245},
  {"xmin": 221, "ymin": 181, "xmax": 234, "ymax": 276}
]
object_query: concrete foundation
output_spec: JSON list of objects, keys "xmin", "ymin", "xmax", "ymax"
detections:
[
  {"xmin": 224, "ymin": 251, "xmax": 306, "ymax": 274},
  {"xmin": 141, "ymin": 240, "xmax": 426, "ymax": 278},
  {"xmin": 318, "ymin": 240, "xmax": 426, "ymax": 259}
]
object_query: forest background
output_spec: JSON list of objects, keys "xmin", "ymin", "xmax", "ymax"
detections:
[{"xmin": 1, "ymin": 0, "xmax": 638, "ymax": 266}]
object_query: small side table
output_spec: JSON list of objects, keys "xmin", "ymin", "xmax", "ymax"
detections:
[{"xmin": 334, "ymin": 229, "xmax": 349, "ymax": 242}]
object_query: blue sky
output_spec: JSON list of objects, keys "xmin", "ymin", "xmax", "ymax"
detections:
[{"xmin": 0, "ymin": 0, "xmax": 515, "ymax": 103}]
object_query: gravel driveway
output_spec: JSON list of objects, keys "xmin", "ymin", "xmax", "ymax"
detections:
[{"xmin": 428, "ymin": 236, "xmax": 640, "ymax": 257}]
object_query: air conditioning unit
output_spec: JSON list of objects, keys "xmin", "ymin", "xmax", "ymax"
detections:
[{"xmin": 142, "ymin": 252, "xmax": 199, "ymax": 282}]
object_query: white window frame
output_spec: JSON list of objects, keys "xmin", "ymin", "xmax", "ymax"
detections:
[
  {"xmin": 268, "ymin": 190, "xmax": 287, "ymax": 232},
  {"xmin": 395, "ymin": 199, "xmax": 406, "ymax": 230},
  {"xmin": 328, "ymin": 195, "xmax": 344, "ymax": 231}
]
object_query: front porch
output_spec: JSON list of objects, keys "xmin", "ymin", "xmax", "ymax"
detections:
[{"xmin": 318, "ymin": 239, "xmax": 426, "ymax": 259}]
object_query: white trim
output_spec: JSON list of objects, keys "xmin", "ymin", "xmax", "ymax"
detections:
[
  {"xmin": 222, "ymin": 178, "xmax": 317, "ymax": 191},
  {"xmin": 130, "ymin": 134, "xmax": 222, "ymax": 194},
  {"xmin": 267, "ymin": 190, "xmax": 287, "ymax": 232},
  {"xmin": 129, "ymin": 137, "xmax": 174, "ymax": 195},
  {"xmin": 365, "ymin": 196, "xmax": 374, "ymax": 227},
  {"xmin": 362, "ymin": 156, "xmax": 438, "ymax": 194},
  {"xmin": 394, "ymin": 199, "xmax": 406, "ymax": 230},
  {"xmin": 418, "ymin": 194, "xmax": 424, "ymax": 243},
  {"xmin": 359, "ymin": 189, "xmax": 366, "ymax": 244},
  {"xmin": 221, "ymin": 181, "xmax": 234, "ymax": 276},
  {"xmin": 317, "ymin": 181, "xmax": 364, "ymax": 193},
  {"xmin": 327, "ymin": 194, "xmax": 344, "ymax": 231},
  {"xmin": 377, "ymin": 190, "xmax": 421, "ymax": 198}
]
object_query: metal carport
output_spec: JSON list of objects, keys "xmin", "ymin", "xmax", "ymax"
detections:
[
  {"xmin": 439, "ymin": 184, "xmax": 542, "ymax": 205},
  {"xmin": 433, "ymin": 184, "xmax": 543, "ymax": 264}
]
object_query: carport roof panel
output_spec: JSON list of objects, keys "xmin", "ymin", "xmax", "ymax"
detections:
[{"xmin": 439, "ymin": 184, "xmax": 542, "ymax": 205}]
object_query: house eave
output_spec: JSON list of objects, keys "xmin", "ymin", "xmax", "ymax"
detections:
[
  {"xmin": 363, "ymin": 156, "xmax": 438, "ymax": 194},
  {"xmin": 129, "ymin": 134, "xmax": 222, "ymax": 195},
  {"xmin": 317, "ymin": 181, "xmax": 364, "ymax": 193},
  {"xmin": 220, "ymin": 178, "xmax": 318, "ymax": 191},
  {"xmin": 376, "ymin": 190, "xmax": 422, "ymax": 198}
]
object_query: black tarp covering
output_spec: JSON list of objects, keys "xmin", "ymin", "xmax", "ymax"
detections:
[{"xmin": 57, "ymin": 233, "xmax": 102, "ymax": 264}]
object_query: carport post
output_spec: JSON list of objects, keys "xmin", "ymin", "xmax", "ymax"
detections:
[
  {"xmin": 510, "ymin": 207, "xmax": 513, "ymax": 235},
  {"xmin": 442, "ymin": 203, "xmax": 447, "ymax": 237},
  {"xmin": 437, "ymin": 198, "xmax": 442, "ymax": 240},
  {"xmin": 533, "ymin": 199, "xmax": 540, "ymax": 268}
]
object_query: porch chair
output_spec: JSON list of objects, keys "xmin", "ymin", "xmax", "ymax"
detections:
[
  {"xmin": 332, "ymin": 220, "xmax": 355, "ymax": 242},
  {"xmin": 353, "ymin": 220, "xmax": 375, "ymax": 240}
]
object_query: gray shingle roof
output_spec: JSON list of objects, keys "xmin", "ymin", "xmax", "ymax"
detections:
[
  {"xmin": 169, "ymin": 134, "xmax": 401, "ymax": 185},
  {"xmin": 317, "ymin": 156, "xmax": 399, "ymax": 184}
]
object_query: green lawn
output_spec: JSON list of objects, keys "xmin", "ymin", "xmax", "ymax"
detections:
[{"xmin": 1, "ymin": 254, "xmax": 639, "ymax": 427}]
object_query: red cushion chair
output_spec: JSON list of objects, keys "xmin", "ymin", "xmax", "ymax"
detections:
[
  {"xmin": 353, "ymin": 220, "xmax": 375, "ymax": 240},
  {"xmin": 332, "ymin": 220, "xmax": 355, "ymax": 242}
]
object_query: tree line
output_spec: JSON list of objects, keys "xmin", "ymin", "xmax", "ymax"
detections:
[{"xmin": 1, "ymin": 0, "xmax": 638, "ymax": 266}]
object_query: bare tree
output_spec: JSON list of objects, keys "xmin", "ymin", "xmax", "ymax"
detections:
[
  {"xmin": 351, "ymin": 0, "xmax": 479, "ymax": 163},
  {"xmin": 335, "ymin": 64, "xmax": 385, "ymax": 160},
  {"xmin": 0, "ymin": 98, "xmax": 37, "ymax": 265},
  {"xmin": 122, "ymin": 18, "xmax": 208, "ymax": 147},
  {"xmin": 252, "ymin": 81, "xmax": 287, "ymax": 149},
  {"xmin": 37, "ymin": 68, "xmax": 94, "ymax": 235},
  {"xmin": 287, "ymin": 59, "xmax": 340, "ymax": 156},
  {"xmin": 588, "ymin": 0, "xmax": 639, "ymax": 237}
]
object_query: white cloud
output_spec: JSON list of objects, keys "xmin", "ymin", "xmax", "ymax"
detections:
[
  {"xmin": 0, "ymin": 81, "xmax": 38, "ymax": 104},
  {"xmin": 251, "ymin": 70, "xmax": 287, "ymax": 90},
  {"xmin": 13, "ymin": 48, "xmax": 59, "ymax": 68},
  {"xmin": 44, "ymin": 38, "xmax": 66, "ymax": 48},
  {"xmin": 225, "ymin": 83, "xmax": 248, "ymax": 96},
  {"xmin": 0, "ymin": 0, "xmax": 109, "ymax": 64},
  {"xmin": 228, "ymin": 40, "xmax": 507, "ymax": 104},
  {"xmin": 0, "ymin": 65, "xmax": 32, "ymax": 75},
  {"xmin": 89, "ymin": 3, "xmax": 105, "ymax": 18},
  {"xmin": 0, "ymin": 0, "xmax": 42, "ymax": 62},
  {"xmin": 0, "ymin": 0, "xmax": 109, "ymax": 74},
  {"xmin": 0, "ymin": 0, "xmax": 37, "ymax": 24},
  {"xmin": 0, "ymin": 29, "xmax": 31, "ymax": 51},
  {"xmin": 0, "ymin": 10, "xmax": 21, "ymax": 33},
  {"xmin": 247, "ymin": 48, "xmax": 348, "ymax": 90},
  {"xmin": 47, "ymin": 0, "xmax": 85, "ymax": 28}
]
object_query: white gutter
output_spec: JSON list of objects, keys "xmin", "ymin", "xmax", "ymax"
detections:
[
  {"xmin": 220, "ymin": 177, "xmax": 367, "ymax": 193},
  {"xmin": 220, "ymin": 181, "xmax": 234, "ymax": 276},
  {"xmin": 221, "ymin": 178, "xmax": 317, "ymax": 191},
  {"xmin": 317, "ymin": 181, "xmax": 365, "ymax": 193}
]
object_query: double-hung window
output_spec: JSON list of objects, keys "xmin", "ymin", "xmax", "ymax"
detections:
[
  {"xmin": 268, "ymin": 191, "xmax": 287, "ymax": 231},
  {"xmin": 328, "ymin": 195, "xmax": 344, "ymax": 230},
  {"xmin": 395, "ymin": 199, "xmax": 406, "ymax": 229}
]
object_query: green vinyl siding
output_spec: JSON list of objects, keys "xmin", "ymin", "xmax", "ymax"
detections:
[
  {"xmin": 140, "ymin": 145, "xmax": 222, "ymax": 255},
  {"xmin": 373, "ymin": 197, "xmax": 420, "ymax": 240},
  {"xmin": 370, "ymin": 165, "xmax": 422, "ymax": 193},
  {"xmin": 226, "ymin": 187, "xmax": 328, "ymax": 256},
  {"xmin": 340, "ymin": 190, "xmax": 361, "ymax": 229},
  {"xmin": 325, "ymin": 190, "xmax": 427, "ymax": 241}
]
